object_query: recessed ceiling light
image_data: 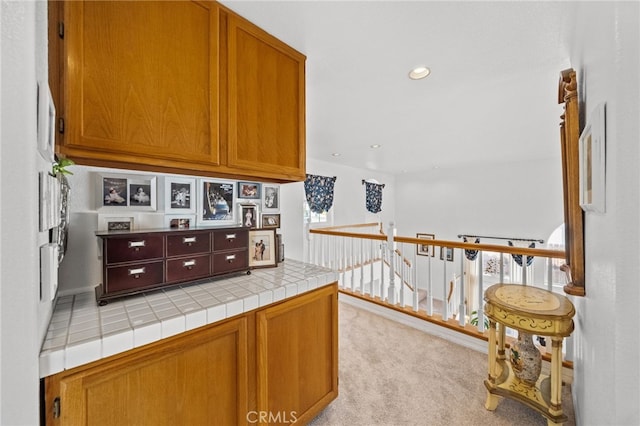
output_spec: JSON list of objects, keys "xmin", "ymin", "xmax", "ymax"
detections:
[
  {"xmin": 332, "ymin": 153, "xmax": 341, "ymax": 157},
  {"xmin": 409, "ymin": 66, "xmax": 431, "ymax": 80},
  {"xmin": 370, "ymin": 144, "xmax": 382, "ymax": 149}
]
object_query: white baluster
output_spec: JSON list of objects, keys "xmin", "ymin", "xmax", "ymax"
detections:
[
  {"xmin": 459, "ymin": 250, "xmax": 466, "ymax": 327},
  {"xmin": 427, "ymin": 252, "xmax": 433, "ymax": 316},
  {"xmin": 477, "ymin": 251, "xmax": 485, "ymax": 332},
  {"xmin": 443, "ymin": 249, "xmax": 449, "ymax": 321},
  {"xmin": 360, "ymin": 238, "xmax": 365, "ymax": 295},
  {"xmin": 412, "ymin": 246, "xmax": 419, "ymax": 312},
  {"xmin": 370, "ymin": 239, "xmax": 375, "ymax": 297},
  {"xmin": 547, "ymin": 257, "xmax": 553, "ymax": 291},
  {"xmin": 387, "ymin": 222, "xmax": 397, "ymax": 304}
]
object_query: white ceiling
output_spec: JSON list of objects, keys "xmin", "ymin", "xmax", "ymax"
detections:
[{"xmin": 220, "ymin": 0, "xmax": 572, "ymax": 175}]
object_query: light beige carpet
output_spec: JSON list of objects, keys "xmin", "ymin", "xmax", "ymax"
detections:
[{"xmin": 309, "ymin": 301, "xmax": 575, "ymax": 426}]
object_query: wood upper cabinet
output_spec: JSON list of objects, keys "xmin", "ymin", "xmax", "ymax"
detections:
[
  {"xmin": 224, "ymin": 12, "xmax": 307, "ymax": 182},
  {"xmin": 59, "ymin": 1, "xmax": 221, "ymax": 170},
  {"xmin": 51, "ymin": 1, "xmax": 306, "ymax": 182},
  {"xmin": 256, "ymin": 284, "xmax": 338, "ymax": 425},
  {"xmin": 44, "ymin": 317, "xmax": 249, "ymax": 425}
]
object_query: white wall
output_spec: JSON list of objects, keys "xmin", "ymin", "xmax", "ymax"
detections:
[
  {"xmin": 567, "ymin": 2, "xmax": 639, "ymax": 425},
  {"xmin": 1, "ymin": 1, "xmax": 52, "ymax": 424},
  {"xmin": 279, "ymin": 158, "xmax": 396, "ymax": 262}
]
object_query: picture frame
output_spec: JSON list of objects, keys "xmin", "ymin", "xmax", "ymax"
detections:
[
  {"xmin": 249, "ymin": 228, "xmax": 277, "ymax": 268},
  {"xmin": 163, "ymin": 214, "xmax": 195, "ymax": 229},
  {"xmin": 97, "ymin": 214, "xmax": 136, "ymax": 232},
  {"xmin": 164, "ymin": 177, "xmax": 196, "ymax": 214},
  {"xmin": 39, "ymin": 172, "xmax": 61, "ymax": 232},
  {"xmin": 37, "ymin": 81, "xmax": 56, "ymax": 163},
  {"xmin": 261, "ymin": 213, "xmax": 281, "ymax": 229},
  {"xmin": 416, "ymin": 233, "xmax": 435, "ymax": 257},
  {"xmin": 440, "ymin": 247, "xmax": 454, "ymax": 262},
  {"xmin": 96, "ymin": 173, "xmax": 157, "ymax": 211},
  {"xmin": 262, "ymin": 184, "xmax": 280, "ymax": 212},
  {"xmin": 579, "ymin": 102, "xmax": 606, "ymax": 213},
  {"xmin": 239, "ymin": 203, "xmax": 259, "ymax": 229},
  {"xmin": 197, "ymin": 178, "xmax": 235, "ymax": 226},
  {"xmin": 237, "ymin": 181, "xmax": 261, "ymax": 200}
]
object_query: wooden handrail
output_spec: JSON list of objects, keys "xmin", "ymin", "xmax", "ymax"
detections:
[{"xmin": 310, "ymin": 224, "xmax": 565, "ymax": 259}]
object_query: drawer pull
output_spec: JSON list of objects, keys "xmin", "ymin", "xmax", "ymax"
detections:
[
  {"xmin": 128, "ymin": 267, "xmax": 146, "ymax": 277},
  {"xmin": 225, "ymin": 254, "xmax": 236, "ymax": 263},
  {"xmin": 183, "ymin": 236, "xmax": 197, "ymax": 245},
  {"xmin": 128, "ymin": 240, "xmax": 146, "ymax": 251},
  {"xmin": 225, "ymin": 233, "xmax": 236, "ymax": 241},
  {"xmin": 183, "ymin": 259, "xmax": 196, "ymax": 269}
]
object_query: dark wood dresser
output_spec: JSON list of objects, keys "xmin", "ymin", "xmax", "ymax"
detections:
[{"xmin": 95, "ymin": 226, "xmax": 250, "ymax": 305}]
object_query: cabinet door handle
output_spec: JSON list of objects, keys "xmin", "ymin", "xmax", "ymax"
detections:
[
  {"xmin": 128, "ymin": 240, "xmax": 146, "ymax": 251},
  {"xmin": 183, "ymin": 259, "xmax": 196, "ymax": 269},
  {"xmin": 225, "ymin": 254, "xmax": 236, "ymax": 263},
  {"xmin": 183, "ymin": 236, "xmax": 197, "ymax": 245},
  {"xmin": 225, "ymin": 233, "xmax": 236, "ymax": 241},
  {"xmin": 128, "ymin": 267, "xmax": 146, "ymax": 277}
]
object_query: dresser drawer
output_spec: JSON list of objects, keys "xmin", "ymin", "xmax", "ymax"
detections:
[
  {"xmin": 104, "ymin": 260, "xmax": 164, "ymax": 294},
  {"xmin": 166, "ymin": 254, "xmax": 211, "ymax": 283},
  {"xmin": 212, "ymin": 229, "xmax": 248, "ymax": 251},
  {"xmin": 166, "ymin": 232, "xmax": 210, "ymax": 257},
  {"xmin": 212, "ymin": 250, "xmax": 248, "ymax": 274},
  {"xmin": 105, "ymin": 235, "xmax": 164, "ymax": 264}
]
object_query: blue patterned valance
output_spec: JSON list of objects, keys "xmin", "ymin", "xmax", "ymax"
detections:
[
  {"xmin": 508, "ymin": 241, "xmax": 535, "ymax": 266},
  {"xmin": 304, "ymin": 174, "xmax": 337, "ymax": 213},
  {"xmin": 363, "ymin": 180, "xmax": 385, "ymax": 213},
  {"xmin": 463, "ymin": 237, "xmax": 480, "ymax": 261}
]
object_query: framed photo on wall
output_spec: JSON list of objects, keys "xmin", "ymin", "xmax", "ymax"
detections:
[
  {"xmin": 164, "ymin": 177, "xmax": 196, "ymax": 214},
  {"xmin": 197, "ymin": 178, "xmax": 235, "ymax": 226},
  {"xmin": 579, "ymin": 102, "xmax": 606, "ymax": 213},
  {"xmin": 416, "ymin": 233, "xmax": 435, "ymax": 257},
  {"xmin": 249, "ymin": 229, "xmax": 277, "ymax": 268},
  {"xmin": 163, "ymin": 214, "xmax": 195, "ymax": 229},
  {"xmin": 261, "ymin": 213, "xmax": 281, "ymax": 229},
  {"xmin": 262, "ymin": 184, "xmax": 280, "ymax": 212},
  {"xmin": 238, "ymin": 181, "xmax": 261, "ymax": 200},
  {"xmin": 98, "ymin": 213, "xmax": 136, "ymax": 231},
  {"xmin": 440, "ymin": 247, "xmax": 454, "ymax": 262},
  {"xmin": 37, "ymin": 81, "xmax": 56, "ymax": 163},
  {"xmin": 239, "ymin": 203, "xmax": 259, "ymax": 229},
  {"xmin": 96, "ymin": 173, "xmax": 157, "ymax": 211}
]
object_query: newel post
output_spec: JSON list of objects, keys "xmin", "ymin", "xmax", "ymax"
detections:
[{"xmin": 387, "ymin": 222, "xmax": 397, "ymax": 304}]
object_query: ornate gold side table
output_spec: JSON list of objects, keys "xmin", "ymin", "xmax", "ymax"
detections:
[{"xmin": 483, "ymin": 284, "xmax": 575, "ymax": 426}]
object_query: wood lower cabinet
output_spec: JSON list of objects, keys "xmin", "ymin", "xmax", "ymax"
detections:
[
  {"xmin": 43, "ymin": 284, "xmax": 338, "ymax": 425},
  {"xmin": 256, "ymin": 284, "xmax": 339, "ymax": 425},
  {"xmin": 45, "ymin": 317, "xmax": 249, "ymax": 425}
]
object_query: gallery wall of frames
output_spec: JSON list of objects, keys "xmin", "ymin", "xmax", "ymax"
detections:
[{"xmin": 95, "ymin": 172, "xmax": 281, "ymax": 234}]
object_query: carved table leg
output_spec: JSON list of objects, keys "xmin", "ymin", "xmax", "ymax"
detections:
[{"xmin": 485, "ymin": 319, "xmax": 501, "ymax": 411}]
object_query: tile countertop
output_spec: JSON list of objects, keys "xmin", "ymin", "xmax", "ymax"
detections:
[{"xmin": 39, "ymin": 259, "xmax": 338, "ymax": 378}]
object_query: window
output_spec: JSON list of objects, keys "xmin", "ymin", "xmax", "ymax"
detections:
[{"xmin": 303, "ymin": 201, "xmax": 328, "ymax": 224}]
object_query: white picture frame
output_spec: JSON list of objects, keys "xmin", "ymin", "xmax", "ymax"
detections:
[
  {"xmin": 97, "ymin": 213, "xmax": 137, "ymax": 231},
  {"xmin": 579, "ymin": 102, "xmax": 606, "ymax": 213},
  {"xmin": 262, "ymin": 184, "xmax": 280, "ymax": 212},
  {"xmin": 37, "ymin": 81, "xmax": 56, "ymax": 163},
  {"xmin": 239, "ymin": 203, "xmax": 259, "ymax": 229},
  {"xmin": 164, "ymin": 214, "xmax": 196, "ymax": 229},
  {"xmin": 39, "ymin": 172, "xmax": 61, "ymax": 232},
  {"xmin": 197, "ymin": 178, "xmax": 236, "ymax": 227},
  {"xmin": 96, "ymin": 173, "xmax": 157, "ymax": 212},
  {"xmin": 164, "ymin": 176, "xmax": 196, "ymax": 214}
]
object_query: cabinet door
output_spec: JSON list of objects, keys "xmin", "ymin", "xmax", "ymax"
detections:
[
  {"xmin": 61, "ymin": 1, "xmax": 220, "ymax": 169},
  {"xmin": 256, "ymin": 284, "xmax": 338, "ymax": 425},
  {"xmin": 45, "ymin": 317, "xmax": 248, "ymax": 425},
  {"xmin": 226, "ymin": 13, "xmax": 306, "ymax": 182}
]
